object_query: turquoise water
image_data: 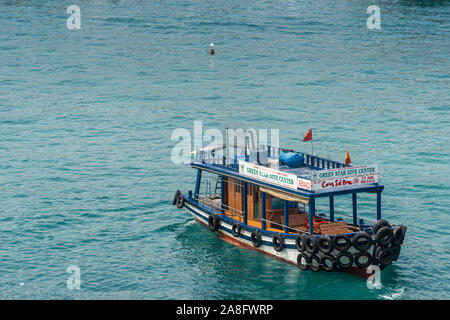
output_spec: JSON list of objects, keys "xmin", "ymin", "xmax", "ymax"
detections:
[{"xmin": 1, "ymin": 0, "xmax": 449, "ymax": 299}]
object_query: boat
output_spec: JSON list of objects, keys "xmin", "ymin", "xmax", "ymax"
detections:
[{"xmin": 172, "ymin": 136, "xmax": 407, "ymax": 276}]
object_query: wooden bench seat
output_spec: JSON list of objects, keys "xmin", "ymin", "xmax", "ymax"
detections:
[
  {"xmin": 288, "ymin": 213, "xmax": 309, "ymax": 228},
  {"xmin": 266, "ymin": 210, "xmax": 308, "ymax": 231},
  {"xmin": 263, "ymin": 209, "xmax": 352, "ymax": 235},
  {"xmin": 319, "ymin": 221, "xmax": 349, "ymax": 235}
]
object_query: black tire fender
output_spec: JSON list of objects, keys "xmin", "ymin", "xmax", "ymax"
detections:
[
  {"xmin": 376, "ymin": 226, "xmax": 394, "ymax": 247},
  {"xmin": 399, "ymin": 225, "xmax": 407, "ymax": 244},
  {"xmin": 295, "ymin": 234, "xmax": 306, "ymax": 252},
  {"xmin": 272, "ymin": 234, "xmax": 285, "ymax": 252},
  {"xmin": 352, "ymin": 232, "xmax": 372, "ymax": 251},
  {"xmin": 393, "ymin": 245, "xmax": 401, "ymax": 261},
  {"xmin": 208, "ymin": 214, "xmax": 220, "ymax": 232},
  {"xmin": 297, "ymin": 253, "xmax": 309, "ymax": 270},
  {"xmin": 172, "ymin": 190, "xmax": 181, "ymax": 205},
  {"xmin": 231, "ymin": 223, "xmax": 241, "ymax": 237},
  {"xmin": 372, "ymin": 219, "xmax": 390, "ymax": 235},
  {"xmin": 336, "ymin": 251, "xmax": 354, "ymax": 269},
  {"xmin": 354, "ymin": 251, "xmax": 372, "ymax": 268},
  {"xmin": 251, "ymin": 231, "xmax": 262, "ymax": 248},
  {"xmin": 321, "ymin": 254, "xmax": 337, "ymax": 272},
  {"xmin": 375, "ymin": 246, "xmax": 394, "ymax": 266},
  {"xmin": 317, "ymin": 235, "xmax": 333, "ymax": 254},
  {"xmin": 305, "ymin": 235, "xmax": 319, "ymax": 254},
  {"xmin": 175, "ymin": 194, "xmax": 185, "ymax": 209},
  {"xmin": 392, "ymin": 226, "xmax": 405, "ymax": 245},
  {"xmin": 309, "ymin": 254, "xmax": 321, "ymax": 272},
  {"xmin": 333, "ymin": 234, "xmax": 351, "ymax": 252}
]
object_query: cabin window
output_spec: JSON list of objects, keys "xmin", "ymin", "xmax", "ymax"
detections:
[
  {"xmin": 271, "ymin": 198, "xmax": 283, "ymax": 209},
  {"xmin": 254, "ymin": 203, "xmax": 260, "ymax": 220},
  {"xmin": 198, "ymin": 172, "xmax": 221, "ymax": 199},
  {"xmin": 254, "ymin": 186, "xmax": 260, "ymax": 220},
  {"xmin": 196, "ymin": 172, "xmax": 222, "ymax": 211}
]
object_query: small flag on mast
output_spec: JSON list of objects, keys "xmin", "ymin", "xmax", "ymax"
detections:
[
  {"xmin": 303, "ymin": 129, "xmax": 312, "ymax": 142},
  {"xmin": 345, "ymin": 146, "xmax": 351, "ymax": 167}
]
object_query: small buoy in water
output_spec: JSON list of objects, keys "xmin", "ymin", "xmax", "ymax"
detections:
[{"xmin": 210, "ymin": 42, "xmax": 214, "ymax": 55}]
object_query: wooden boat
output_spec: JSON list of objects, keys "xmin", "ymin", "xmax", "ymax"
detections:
[{"xmin": 173, "ymin": 140, "xmax": 406, "ymax": 276}]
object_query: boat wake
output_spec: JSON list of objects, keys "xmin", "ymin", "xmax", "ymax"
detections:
[{"xmin": 379, "ymin": 287, "xmax": 404, "ymax": 300}]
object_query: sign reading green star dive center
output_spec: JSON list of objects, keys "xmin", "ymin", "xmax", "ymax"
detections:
[
  {"xmin": 311, "ymin": 165, "xmax": 379, "ymax": 181},
  {"xmin": 238, "ymin": 161, "xmax": 298, "ymax": 190}
]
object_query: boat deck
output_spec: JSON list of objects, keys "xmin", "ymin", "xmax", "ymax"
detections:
[{"xmin": 199, "ymin": 195, "xmax": 362, "ymax": 236}]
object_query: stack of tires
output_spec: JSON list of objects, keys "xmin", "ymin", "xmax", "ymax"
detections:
[
  {"xmin": 295, "ymin": 232, "xmax": 372, "ymax": 272},
  {"xmin": 295, "ymin": 219, "xmax": 406, "ymax": 272},
  {"xmin": 372, "ymin": 219, "xmax": 407, "ymax": 269}
]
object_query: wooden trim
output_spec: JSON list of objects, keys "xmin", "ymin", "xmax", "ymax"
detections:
[{"xmin": 260, "ymin": 187, "xmax": 309, "ymax": 204}]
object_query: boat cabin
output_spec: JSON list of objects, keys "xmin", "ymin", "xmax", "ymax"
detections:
[{"xmin": 189, "ymin": 143, "xmax": 383, "ymax": 236}]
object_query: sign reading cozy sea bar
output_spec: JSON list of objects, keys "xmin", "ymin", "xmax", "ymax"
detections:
[
  {"xmin": 310, "ymin": 165, "xmax": 380, "ymax": 191},
  {"xmin": 239, "ymin": 161, "xmax": 298, "ymax": 190}
]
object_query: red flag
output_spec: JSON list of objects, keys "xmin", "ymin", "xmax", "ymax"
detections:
[
  {"xmin": 345, "ymin": 146, "xmax": 351, "ymax": 167},
  {"xmin": 303, "ymin": 129, "xmax": 312, "ymax": 142}
]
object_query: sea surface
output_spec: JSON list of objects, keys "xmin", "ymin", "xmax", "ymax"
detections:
[{"xmin": 0, "ymin": 0, "xmax": 449, "ymax": 299}]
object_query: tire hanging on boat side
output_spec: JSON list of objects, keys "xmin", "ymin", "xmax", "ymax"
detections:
[
  {"xmin": 399, "ymin": 225, "xmax": 407, "ymax": 244},
  {"xmin": 272, "ymin": 234, "xmax": 285, "ymax": 252},
  {"xmin": 208, "ymin": 214, "xmax": 220, "ymax": 232},
  {"xmin": 376, "ymin": 246, "xmax": 394, "ymax": 266},
  {"xmin": 321, "ymin": 254, "xmax": 337, "ymax": 272},
  {"xmin": 392, "ymin": 245, "xmax": 401, "ymax": 261},
  {"xmin": 336, "ymin": 252, "xmax": 353, "ymax": 269},
  {"xmin": 317, "ymin": 235, "xmax": 333, "ymax": 254},
  {"xmin": 305, "ymin": 235, "xmax": 319, "ymax": 254},
  {"xmin": 232, "ymin": 223, "xmax": 241, "ymax": 237},
  {"xmin": 333, "ymin": 234, "xmax": 351, "ymax": 252},
  {"xmin": 354, "ymin": 251, "xmax": 372, "ymax": 268},
  {"xmin": 297, "ymin": 253, "xmax": 309, "ymax": 271},
  {"xmin": 376, "ymin": 226, "xmax": 394, "ymax": 247},
  {"xmin": 392, "ymin": 226, "xmax": 405, "ymax": 246},
  {"xmin": 308, "ymin": 254, "xmax": 321, "ymax": 272},
  {"xmin": 251, "ymin": 231, "xmax": 262, "ymax": 248},
  {"xmin": 172, "ymin": 190, "xmax": 181, "ymax": 205},
  {"xmin": 372, "ymin": 219, "xmax": 390, "ymax": 235},
  {"xmin": 175, "ymin": 194, "xmax": 185, "ymax": 209},
  {"xmin": 295, "ymin": 234, "xmax": 306, "ymax": 252},
  {"xmin": 352, "ymin": 232, "xmax": 372, "ymax": 251}
]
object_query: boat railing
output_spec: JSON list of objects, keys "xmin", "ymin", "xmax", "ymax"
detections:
[
  {"xmin": 259, "ymin": 216, "xmax": 306, "ymax": 234},
  {"xmin": 197, "ymin": 195, "xmax": 307, "ymax": 234},
  {"xmin": 196, "ymin": 194, "xmax": 377, "ymax": 234},
  {"xmin": 264, "ymin": 144, "xmax": 347, "ymax": 169},
  {"xmin": 315, "ymin": 209, "xmax": 376, "ymax": 225},
  {"xmin": 197, "ymin": 194, "xmax": 244, "ymax": 218},
  {"xmin": 193, "ymin": 143, "xmax": 347, "ymax": 171}
]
